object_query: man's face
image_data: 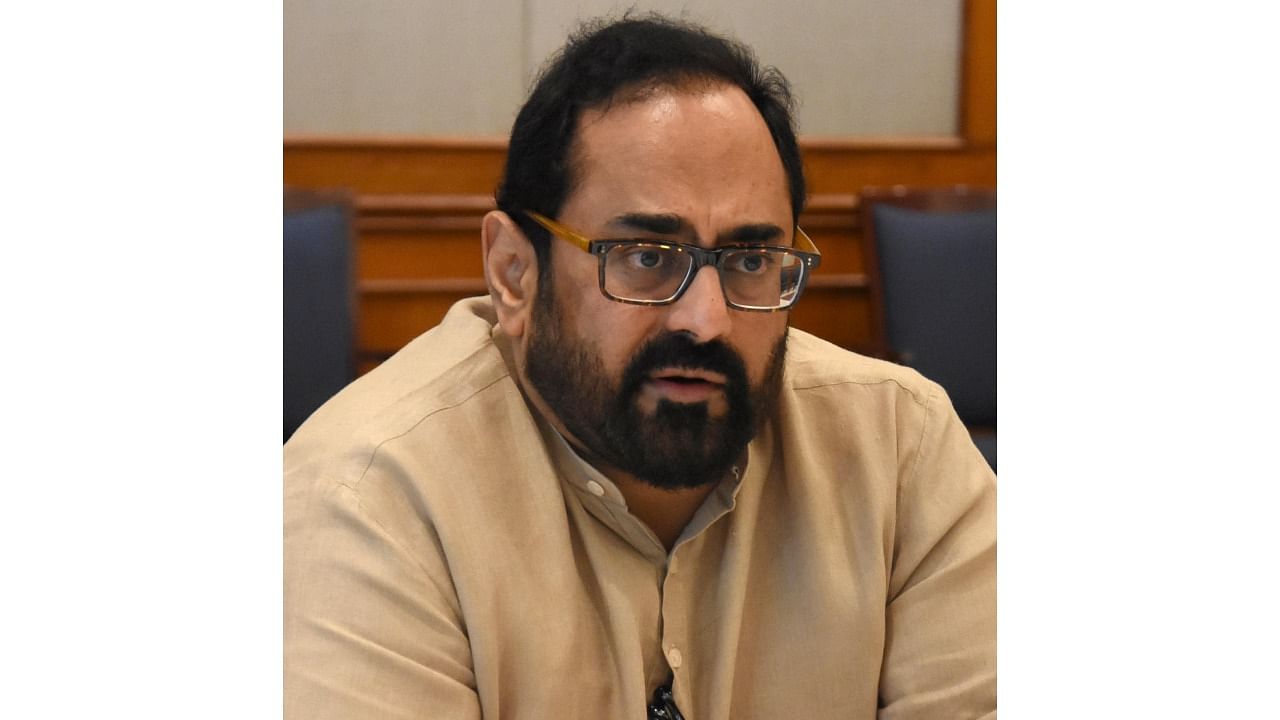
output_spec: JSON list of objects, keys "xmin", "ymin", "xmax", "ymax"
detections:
[{"xmin": 522, "ymin": 84, "xmax": 795, "ymax": 489}]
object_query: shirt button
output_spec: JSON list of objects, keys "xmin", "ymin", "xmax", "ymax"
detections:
[
  {"xmin": 667, "ymin": 647, "xmax": 683, "ymax": 669},
  {"xmin": 585, "ymin": 480, "xmax": 605, "ymax": 497}
]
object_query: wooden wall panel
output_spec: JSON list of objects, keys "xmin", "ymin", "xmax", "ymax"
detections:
[
  {"xmin": 801, "ymin": 200, "xmax": 865, "ymax": 276},
  {"xmin": 284, "ymin": 138, "xmax": 508, "ymax": 194},
  {"xmin": 285, "ymin": 0, "xmax": 994, "ymax": 373},
  {"xmin": 358, "ymin": 222, "xmax": 485, "ymax": 280},
  {"xmin": 802, "ymin": 144, "xmax": 996, "ymax": 194},
  {"xmin": 284, "ymin": 141, "xmax": 997, "ymax": 202},
  {"xmin": 961, "ymin": 0, "xmax": 997, "ymax": 147},
  {"xmin": 789, "ymin": 289, "xmax": 876, "ymax": 355},
  {"xmin": 359, "ymin": 290, "xmax": 483, "ymax": 356}
]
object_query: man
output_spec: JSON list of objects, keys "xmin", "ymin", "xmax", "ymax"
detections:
[{"xmin": 285, "ymin": 14, "xmax": 995, "ymax": 719}]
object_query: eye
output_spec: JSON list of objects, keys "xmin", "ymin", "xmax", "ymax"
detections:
[
  {"xmin": 637, "ymin": 249, "xmax": 663, "ymax": 268},
  {"xmin": 617, "ymin": 245, "xmax": 670, "ymax": 270},
  {"xmin": 727, "ymin": 250, "xmax": 773, "ymax": 274}
]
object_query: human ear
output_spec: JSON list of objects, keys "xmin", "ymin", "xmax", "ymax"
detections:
[{"xmin": 481, "ymin": 210, "xmax": 538, "ymax": 338}]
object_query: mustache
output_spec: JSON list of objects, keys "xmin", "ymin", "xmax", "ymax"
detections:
[{"xmin": 618, "ymin": 333, "xmax": 750, "ymax": 398}]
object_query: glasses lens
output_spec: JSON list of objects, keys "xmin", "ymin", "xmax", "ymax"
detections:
[
  {"xmin": 721, "ymin": 249, "xmax": 806, "ymax": 309},
  {"xmin": 601, "ymin": 243, "xmax": 809, "ymax": 309},
  {"xmin": 602, "ymin": 243, "xmax": 692, "ymax": 302}
]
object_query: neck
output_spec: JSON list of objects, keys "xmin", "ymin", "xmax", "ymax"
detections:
[
  {"xmin": 573, "ymin": 445, "xmax": 721, "ymax": 552},
  {"xmin": 615, "ymin": 477, "xmax": 718, "ymax": 551}
]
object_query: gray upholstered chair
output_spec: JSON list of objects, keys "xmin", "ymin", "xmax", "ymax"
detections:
[
  {"xmin": 284, "ymin": 189, "xmax": 356, "ymax": 442},
  {"xmin": 860, "ymin": 186, "xmax": 996, "ymax": 470}
]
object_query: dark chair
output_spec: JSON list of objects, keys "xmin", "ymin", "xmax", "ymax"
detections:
[
  {"xmin": 284, "ymin": 189, "xmax": 357, "ymax": 442},
  {"xmin": 860, "ymin": 186, "xmax": 996, "ymax": 470}
]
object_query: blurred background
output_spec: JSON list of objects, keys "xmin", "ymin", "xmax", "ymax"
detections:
[
  {"xmin": 285, "ymin": 0, "xmax": 967, "ymax": 137},
  {"xmin": 283, "ymin": 0, "xmax": 996, "ymax": 463}
]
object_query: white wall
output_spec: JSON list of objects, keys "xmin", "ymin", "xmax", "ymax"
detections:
[{"xmin": 285, "ymin": 0, "xmax": 963, "ymax": 137}]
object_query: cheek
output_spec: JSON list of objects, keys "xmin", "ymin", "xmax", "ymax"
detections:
[
  {"xmin": 586, "ymin": 307, "xmax": 663, "ymax": 371},
  {"xmin": 558, "ymin": 267, "xmax": 658, "ymax": 370},
  {"xmin": 732, "ymin": 315, "xmax": 789, "ymax": 382},
  {"xmin": 549, "ymin": 251, "xmax": 608, "ymax": 331}
]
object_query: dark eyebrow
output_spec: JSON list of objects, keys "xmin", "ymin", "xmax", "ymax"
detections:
[
  {"xmin": 719, "ymin": 224, "xmax": 785, "ymax": 245},
  {"xmin": 606, "ymin": 213, "xmax": 786, "ymax": 246},
  {"xmin": 607, "ymin": 213, "xmax": 687, "ymax": 236}
]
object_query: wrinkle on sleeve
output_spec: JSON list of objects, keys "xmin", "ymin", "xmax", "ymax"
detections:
[
  {"xmin": 879, "ymin": 384, "xmax": 996, "ymax": 719},
  {"xmin": 285, "ymin": 476, "xmax": 482, "ymax": 720}
]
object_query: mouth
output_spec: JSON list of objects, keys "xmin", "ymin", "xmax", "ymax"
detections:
[{"xmin": 643, "ymin": 367, "xmax": 728, "ymax": 403}]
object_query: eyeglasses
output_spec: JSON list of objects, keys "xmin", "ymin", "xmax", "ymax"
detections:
[{"xmin": 525, "ymin": 211, "xmax": 822, "ymax": 312}]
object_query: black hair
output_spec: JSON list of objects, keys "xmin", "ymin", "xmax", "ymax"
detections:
[{"xmin": 495, "ymin": 12, "xmax": 806, "ymax": 272}]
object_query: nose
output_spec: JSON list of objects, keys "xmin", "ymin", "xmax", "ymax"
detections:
[{"xmin": 664, "ymin": 265, "xmax": 732, "ymax": 342}]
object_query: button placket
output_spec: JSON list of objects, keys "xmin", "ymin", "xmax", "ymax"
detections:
[{"xmin": 660, "ymin": 544, "xmax": 689, "ymax": 678}]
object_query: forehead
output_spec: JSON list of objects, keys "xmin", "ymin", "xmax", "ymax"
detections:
[{"xmin": 560, "ymin": 83, "xmax": 792, "ymax": 234}]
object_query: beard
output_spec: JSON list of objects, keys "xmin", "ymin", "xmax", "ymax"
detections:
[{"xmin": 524, "ymin": 277, "xmax": 787, "ymax": 490}]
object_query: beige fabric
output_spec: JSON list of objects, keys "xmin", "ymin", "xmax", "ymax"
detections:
[{"xmin": 284, "ymin": 296, "xmax": 996, "ymax": 719}]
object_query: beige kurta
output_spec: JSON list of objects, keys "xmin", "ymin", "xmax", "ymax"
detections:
[{"xmin": 284, "ymin": 297, "xmax": 996, "ymax": 719}]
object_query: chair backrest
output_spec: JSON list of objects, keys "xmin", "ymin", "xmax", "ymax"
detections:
[
  {"xmin": 284, "ymin": 189, "xmax": 356, "ymax": 441},
  {"xmin": 860, "ymin": 186, "xmax": 996, "ymax": 427}
]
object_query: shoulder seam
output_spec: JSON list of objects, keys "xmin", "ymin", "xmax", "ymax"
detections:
[
  {"xmin": 352, "ymin": 369, "xmax": 513, "ymax": 489},
  {"xmin": 790, "ymin": 376, "xmax": 931, "ymax": 409}
]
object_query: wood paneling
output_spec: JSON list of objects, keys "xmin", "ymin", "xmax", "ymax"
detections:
[
  {"xmin": 284, "ymin": 0, "xmax": 994, "ymax": 372},
  {"xmin": 359, "ymin": 290, "xmax": 482, "ymax": 357},
  {"xmin": 802, "ymin": 145, "xmax": 995, "ymax": 194},
  {"xmin": 284, "ymin": 140, "xmax": 997, "ymax": 201},
  {"xmin": 357, "ymin": 221, "xmax": 486, "ymax": 280},
  {"xmin": 284, "ymin": 137, "xmax": 509, "ymax": 195},
  {"xmin": 961, "ymin": 0, "xmax": 997, "ymax": 147}
]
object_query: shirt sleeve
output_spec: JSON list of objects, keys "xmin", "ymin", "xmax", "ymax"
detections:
[
  {"xmin": 878, "ymin": 383, "xmax": 997, "ymax": 719},
  {"xmin": 285, "ymin": 478, "xmax": 482, "ymax": 720}
]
